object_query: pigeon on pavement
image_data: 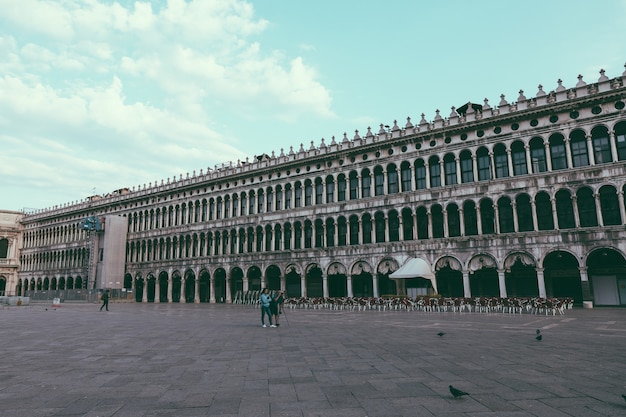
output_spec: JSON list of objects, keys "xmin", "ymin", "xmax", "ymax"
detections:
[
  {"xmin": 437, "ymin": 332, "xmax": 445, "ymax": 337},
  {"xmin": 449, "ymin": 385, "xmax": 470, "ymax": 398},
  {"xmin": 536, "ymin": 334, "xmax": 543, "ymax": 341}
]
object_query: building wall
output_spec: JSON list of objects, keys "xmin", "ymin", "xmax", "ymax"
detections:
[
  {"xmin": 0, "ymin": 210, "xmax": 23, "ymax": 296},
  {"xmin": 16, "ymin": 67, "xmax": 626, "ymax": 305}
]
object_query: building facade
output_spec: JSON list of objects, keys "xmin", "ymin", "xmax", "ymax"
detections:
[
  {"xmin": 0, "ymin": 210, "xmax": 23, "ymax": 296},
  {"xmin": 17, "ymin": 66, "xmax": 626, "ymax": 306}
]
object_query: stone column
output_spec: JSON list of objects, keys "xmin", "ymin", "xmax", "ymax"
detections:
[
  {"xmin": 301, "ymin": 274, "xmax": 307, "ymax": 298},
  {"xmin": 347, "ymin": 275, "xmax": 353, "ymax": 298},
  {"xmin": 536, "ymin": 268, "xmax": 547, "ymax": 298},
  {"xmin": 586, "ymin": 134, "xmax": 596, "ymax": 165},
  {"xmin": 544, "ymin": 141, "xmax": 553, "ymax": 171},
  {"xmin": 322, "ymin": 272, "xmax": 328, "ymax": 298},
  {"xmin": 525, "ymin": 144, "xmax": 533, "ymax": 174},
  {"xmin": 463, "ymin": 270, "xmax": 471, "ymax": 298},
  {"xmin": 594, "ymin": 193, "xmax": 604, "ymax": 227},
  {"xmin": 564, "ymin": 137, "xmax": 573, "ymax": 168},
  {"xmin": 225, "ymin": 277, "xmax": 231, "ymax": 303},
  {"xmin": 497, "ymin": 269, "xmax": 507, "ymax": 298},
  {"xmin": 155, "ymin": 278, "xmax": 160, "ymax": 303},
  {"xmin": 167, "ymin": 276, "xmax": 173, "ymax": 303},
  {"xmin": 609, "ymin": 131, "xmax": 618, "ymax": 162},
  {"xmin": 210, "ymin": 277, "xmax": 216, "ymax": 303},
  {"xmin": 551, "ymin": 197, "xmax": 560, "ymax": 230},
  {"xmin": 373, "ymin": 274, "xmax": 379, "ymax": 298}
]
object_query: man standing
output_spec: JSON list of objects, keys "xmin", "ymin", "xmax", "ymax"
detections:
[
  {"xmin": 100, "ymin": 289, "xmax": 110, "ymax": 312},
  {"xmin": 260, "ymin": 288, "xmax": 274, "ymax": 327}
]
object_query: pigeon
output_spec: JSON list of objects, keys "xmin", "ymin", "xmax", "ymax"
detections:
[
  {"xmin": 449, "ymin": 385, "xmax": 469, "ymax": 398},
  {"xmin": 437, "ymin": 332, "xmax": 445, "ymax": 337},
  {"xmin": 536, "ymin": 334, "xmax": 542, "ymax": 341},
  {"xmin": 622, "ymin": 394, "xmax": 626, "ymax": 403},
  {"xmin": 536, "ymin": 329, "xmax": 541, "ymax": 334}
]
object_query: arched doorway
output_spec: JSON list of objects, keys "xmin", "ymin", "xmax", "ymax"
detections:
[
  {"xmin": 327, "ymin": 262, "xmax": 347, "ymax": 297},
  {"xmin": 505, "ymin": 253, "xmax": 539, "ymax": 297},
  {"xmin": 214, "ymin": 268, "xmax": 227, "ymax": 303},
  {"xmin": 588, "ymin": 248, "xmax": 626, "ymax": 305},
  {"xmin": 305, "ymin": 264, "xmax": 323, "ymax": 297},
  {"xmin": 230, "ymin": 267, "xmax": 243, "ymax": 302},
  {"xmin": 285, "ymin": 266, "xmax": 301, "ymax": 297},
  {"xmin": 171, "ymin": 271, "xmax": 182, "ymax": 302},
  {"xmin": 247, "ymin": 266, "xmax": 262, "ymax": 291},
  {"xmin": 134, "ymin": 275, "xmax": 144, "ymax": 302},
  {"xmin": 198, "ymin": 270, "xmax": 210, "ymax": 303},
  {"xmin": 543, "ymin": 251, "xmax": 582, "ymax": 303},
  {"xmin": 146, "ymin": 273, "xmax": 156, "ymax": 302},
  {"xmin": 435, "ymin": 257, "xmax": 464, "ymax": 297},
  {"xmin": 158, "ymin": 271, "xmax": 168, "ymax": 302},
  {"xmin": 266, "ymin": 265, "xmax": 281, "ymax": 290},
  {"xmin": 184, "ymin": 269, "xmax": 195, "ymax": 303}
]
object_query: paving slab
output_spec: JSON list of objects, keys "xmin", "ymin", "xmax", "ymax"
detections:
[{"xmin": 1, "ymin": 303, "xmax": 626, "ymax": 416}]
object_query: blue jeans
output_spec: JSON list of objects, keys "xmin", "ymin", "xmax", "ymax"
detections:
[{"xmin": 261, "ymin": 306, "xmax": 273, "ymax": 325}]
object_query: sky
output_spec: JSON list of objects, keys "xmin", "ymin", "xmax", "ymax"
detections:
[{"xmin": 1, "ymin": 0, "xmax": 626, "ymax": 212}]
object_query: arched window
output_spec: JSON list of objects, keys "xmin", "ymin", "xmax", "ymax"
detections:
[
  {"xmin": 248, "ymin": 191, "xmax": 256, "ymax": 215},
  {"xmin": 549, "ymin": 133, "xmax": 567, "ymax": 170},
  {"xmin": 592, "ymin": 126, "xmax": 612, "ymax": 164},
  {"xmin": 401, "ymin": 208, "xmax": 414, "ymax": 240},
  {"xmin": 304, "ymin": 220, "xmax": 313, "ymax": 248},
  {"xmin": 362, "ymin": 213, "xmax": 373, "ymax": 244},
  {"xmin": 314, "ymin": 219, "xmax": 323, "ymax": 248},
  {"xmin": 529, "ymin": 137, "xmax": 547, "ymax": 173},
  {"xmin": 477, "ymin": 147, "xmax": 491, "ymax": 181},
  {"xmin": 535, "ymin": 192, "xmax": 554, "ymax": 230},
  {"xmin": 283, "ymin": 223, "xmax": 291, "ymax": 250},
  {"xmin": 479, "ymin": 198, "xmax": 495, "ymax": 234},
  {"xmin": 337, "ymin": 216, "xmax": 347, "ymax": 246},
  {"xmin": 516, "ymin": 194, "xmax": 534, "ymax": 232},
  {"xmin": 285, "ymin": 184, "xmax": 292, "ymax": 209},
  {"xmin": 266, "ymin": 188, "xmax": 273, "ymax": 212},
  {"xmin": 294, "ymin": 222, "xmax": 302, "ymax": 249},
  {"xmin": 314, "ymin": 178, "xmax": 323, "ymax": 204},
  {"xmin": 577, "ymin": 187, "xmax": 597, "ymax": 227},
  {"xmin": 493, "ymin": 143, "xmax": 509, "ymax": 178},
  {"xmin": 511, "ymin": 141, "xmax": 528, "ymax": 175},
  {"xmin": 256, "ymin": 190, "xmax": 265, "ymax": 214},
  {"xmin": 570, "ymin": 130, "xmax": 589, "ymax": 167},
  {"xmin": 304, "ymin": 180, "xmax": 313, "ymax": 206},
  {"xmin": 599, "ymin": 185, "xmax": 621, "ymax": 225},
  {"xmin": 415, "ymin": 159, "xmax": 427, "ymax": 189},
  {"xmin": 224, "ymin": 196, "xmax": 230, "ymax": 218},
  {"xmin": 349, "ymin": 171, "xmax": 359, "ymax": 199},
  {"xmin": 555, "ymin": 189, "xmax": 575, "ymax": 229},
  {"xmin": 388, "ymin": 210, "xmax": 400, "ymax": 242},
  {"xmin": 0, "ymin": 238, "xmax": 8, "ymax": 258},
  {"xmin": 325, "ymin": 218, "xmax": 335, "ymax": 247},
  {"xmin": 349, "ymin": 215, "xmax": 359, "ymax": 245},
  {"xmin": 460, "ymin": 150, "xmax": 474, "ymax": 183},
  {"xmin": 374, "ymin": 166, "xmax": 385, "ymax": 196},
  {"xmin": 429, "ymin": 156, "xmax": 441, "ymax": 187},
  {"xmin": 374, "ymin": 211, "xmax": 386, "ymax": 242},
  {"xmin": 416, "ymin": 206, "xmax": 428, "ymax": 239},
  {"xmin": 498, "ymin": 196, "xmax": 514, "ymax": 233},
  {"xmin": 431, "ymin": 204, "xmax": 444, "ymax": 238},
  {"xmin": 443, "ymin": 153, "xmax": 457, "ymax": 185},
  {"xmin": 463, "ymin": 200, "xmax": 478, "ymax": 236},
  {"xmin": 240, "ymin": 193, "xmax": 247, "ymax": 216},
  {"xmin": 361, "ymin": 169, "xmax": 372, "ymax": 198},
  {"xmin": 337, "ymin": 174, "xmax": 347, "ymax": 201},
  {"xmin": 447, "ymin": 204, "xmax": 461, "ymax": 237},
  {"xmin": 294, "ymin": 182, "xmax": 302, "ymax": 208},
  {"xmin": 326, "ymin": 175, "xmax": 335, "ymax": 203},
  {"xmin": 387, "ymin": 164, "xmax": 399, "ymax": 194},
  {"xmin": 400, "ymin": 161, "xmax": 412, "ymax": 192},
  {"xmin": 264, "ymin": 225, "xmax": 272, "ymax": 251},
  {"xmin": 275, "ymin": 186, "xmax": 282, "ymax": 211}
]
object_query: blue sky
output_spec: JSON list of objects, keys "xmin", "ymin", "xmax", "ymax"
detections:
[{"xmin": 1, "ymin": 0, "xmax": 625, "ymax": 212}]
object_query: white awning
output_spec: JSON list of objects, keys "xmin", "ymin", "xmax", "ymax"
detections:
[{"xmin": 389, "ymin": 258, "xmax": 437, "ymax": 293}]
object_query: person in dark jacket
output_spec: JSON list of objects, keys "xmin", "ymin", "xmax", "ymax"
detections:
[
  {"xmin": 270, "ymin": 291, "xmax": 284, "ymax": 326},
  {"xmin": 100, "ymin": 289, "xmax": 110, "ymax": 311}
]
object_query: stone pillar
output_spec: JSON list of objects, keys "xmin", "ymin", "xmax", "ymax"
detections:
[
  {"xmin": 564, "ymin": 137, "xmax": 573, "ymax": 168},
  {"xmin": 322, "ymin": 272, "xmax": 328, "ymax": 298},
  {"xmin": 347, "ymin": 275, "xmax": 353, "ymax": 298},
  {"xmin": 572, "ymin": 195, "xmax": 580, "ymax": 227},
  {"xmin": 210, "ymin": 277, "xmax": 216, "ymax": 303},
  {"xmin": 536, "ymin": 268, "xmax": 547, "ymax": 298},
  {"xmin": 594, "ymin": 193, "xmax": 604, "ymax": 227},
  {"xmin": 301, "ymin": 274, "xmax": 307, "ymax": 298},
  {"xmin": 497, "ymin": 269, "xmax": 507, "ymax": 298},
  {"xmin": 167, "ymin": 277, "xmax": 173, "ymax": 303},
  {"xmin": 511, "ymin": 201, "xmax": 519, "ymax": 232},
  {"xmin": 544, "ymin": 142, "xmax": 553, "ymax": 171},
  {"xmin": 551, "ymin": 197, "xmax": 560, "ymax": 230},
  {"xmin": 459, "ymin": 208, "xmax": 465, "ymax": 236},
  {"xmin": 463, "ymin": 270, "xmax": 471, "ymax": 298},
  {"xmin": 155, "ymin": 278, "xmax": 160, "ymax": 303},
  {"xmin": 372, "ymin": 274, "xmax": 379, "ymax": 298},
  {"xmin": 142, "ymin": 279, "xmax": 148, "ymax": 303},
  {"xmin": 609, "ymin": 131, "xmax": 618, "ymax": 162},
  {"xmin": 225, "ymin": 277, "xmax": 231, "ymax": 303},
  {"xmin": 506, "ymin": 149, "xmax": 514, "ymax": 177},
  {"xmin": 525, "ymin": 144, "xmax": 533, "ymax": 174},
  {"xmin": 586, "ymin": 134, "xmax": 596, "ymax": 165}
]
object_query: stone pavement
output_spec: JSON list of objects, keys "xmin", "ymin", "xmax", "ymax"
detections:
[{"xmin": 1, "ymin": 302, "xmax": 626, "ymax": 417}]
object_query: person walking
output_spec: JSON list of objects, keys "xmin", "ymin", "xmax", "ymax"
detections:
[
  {"xmin": 99, "ymin": 289, "xmax": 110, "ymax": 311},
  {"xmin": 270, "ymin": 290, "xmax": 285, "ymax": 326},
  {"xmin": 260, "ymin": 288, "xmax": 274, "ymax": 327}
]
